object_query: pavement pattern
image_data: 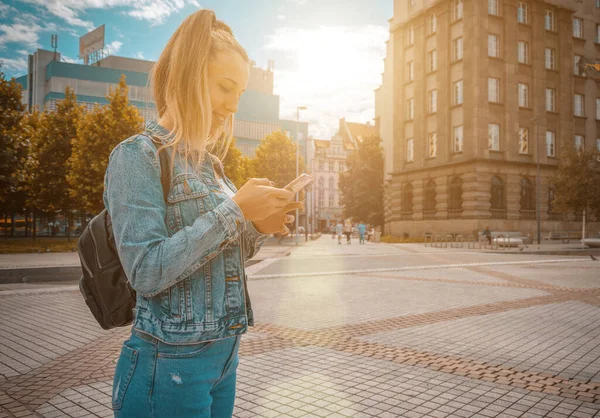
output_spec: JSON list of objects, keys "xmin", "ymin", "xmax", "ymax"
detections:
[{"xmin": 0, "ymin": 238, "xmax": 599, "ymax": 417}]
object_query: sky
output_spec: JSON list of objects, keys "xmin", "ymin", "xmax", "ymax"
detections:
[{"xmin": 0, "ymin": 0, "xmax": 392, "ymax": 139}]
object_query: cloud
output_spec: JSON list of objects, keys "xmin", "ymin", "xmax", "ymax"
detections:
[
  {"xmin": 277, "ymin": 15, "xmax": 285, "ymax": 21},
  {"xmin": 61, "ymin": 54, "xmax": 78, "ymax": 63},
  {"xmin": 265, "ymin": 25, "xmax": 387, "ymax": 139},
  {"xmin": 0, "ymin": 56, "xmax": 28, "ymax": 73},
  {"xmin": 135, "ymin": 51, "xmax": 144, "ymax": 59},
  {"xmin": 20, "ymin": 0, "xmax": 202, "ymax": 29},
  {"xmin": 106, "ymin": 40, "xmax": 123, "ymax": 55},
  {"xmin": 0, "ymin": 22, "xmax": 43, "ymax": 49}
]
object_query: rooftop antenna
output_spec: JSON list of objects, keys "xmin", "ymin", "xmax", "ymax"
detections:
[{"xmin": 51, "ymin": 34, "xmax": 58, "ymax": 61}]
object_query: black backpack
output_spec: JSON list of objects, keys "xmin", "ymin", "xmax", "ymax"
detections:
[{"xmin": 78, "ymin": 136, "xmax": 170, "ymax": 330}]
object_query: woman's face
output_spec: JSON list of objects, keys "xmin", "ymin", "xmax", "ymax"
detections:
[{"xmin": 207, "ymin": 49, "xmax": 249, "ymax": 137}]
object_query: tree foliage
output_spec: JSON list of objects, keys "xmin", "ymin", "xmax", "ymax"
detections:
[
  {"xmin": 26, "ymin": 87, "xmax": 83, "ymax": 218},
  {"xmin": 339, "ymin": 135, "xmax": 384, "ymax": 227},
  {"xmin": 68, "ymin": 75, "xmax": 144, "ymax": 214},
  {"xmin": 0, "ymin": 64, "xmax": 27, "ymax": 214},
  {"xmin": 252, "ymin": 131, "xmax": 304, "ymax": 188},
  {"xmin": 222, "ymin": 137, "xmax": 253, "ymax": 189},
  {"xmin": 551, "ymin": 145, "xmax": 600, "ymax": 220}
]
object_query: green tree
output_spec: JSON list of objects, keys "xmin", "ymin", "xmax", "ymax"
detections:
[
  {"xmin": 222, "ymin": 137, "xmax": 252, "ymax": 189},
  {"xmin": 551, "ymin": 144, "xmax": 600, "ymax": 235},
  {"xmin": 68, "ymin": 75, "xmax": 144, "ymax": 215},
  {"xmin": 0, "ymin": 63, "xmax": 27, "ymax": 228},
  {"xmin": 27, "ymin": 87, "xmax": 83, "ymax": 238},
  {"xmin": 252, "ymin": 131, "xmax": 305, "ymax": 188},
  {"xmin": 339, "ymin": 135, "xmax": 384, "ymax": 228}
]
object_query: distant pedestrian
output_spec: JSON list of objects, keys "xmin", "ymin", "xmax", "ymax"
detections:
[
  {"xmin": 483, "ymin": 225, "xmax": 492, "ymax": 245},
  {"xmin": 358, "ymin": 222, "xmax": 366, "ymax": 244},
  {"xmin": 344, "ymin": 220, "xmax": 352, "ymax": 244},
  {"xmin": 335, "ymin": 221, "xmax": 344, "ymax": 244}
]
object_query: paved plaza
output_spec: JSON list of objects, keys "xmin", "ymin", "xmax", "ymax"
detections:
[{"xmin": 0, "ymin": 238, "xmax": 599, "ymax": 417}]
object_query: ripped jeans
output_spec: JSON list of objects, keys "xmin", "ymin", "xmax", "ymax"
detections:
[{"xmin": 112, "ymin": 329, "xmax": 240, "ymax": 417}]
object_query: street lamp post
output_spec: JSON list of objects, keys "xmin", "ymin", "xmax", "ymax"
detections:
[{"xmin": 295, "ymin": 106, "xmax": 307, "ymax": 245}]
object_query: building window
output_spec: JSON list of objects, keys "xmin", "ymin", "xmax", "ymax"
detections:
[
  {"xmin": 488, "ymin": 123, "xmax": 500, "ymax": 151},
  {"xmin": 406, "ymin": 98, "xmax": 414, "ymax": 120},
  {"xmin": 407, "ymin": 61, "xmax": 414, "ymax": 82},
  {"xmin": 449, "ymin": 177, "xmax": 463, "ymax": 211},
  {"xmin": 453, "ymin": 37, "xmax": 463, "ymax": 61},
  {"xmin": 546, "ymin": 131, "xmax": 556, "ymax": 157},
  {"xmin": 428, "ymin": 132, "xmax": 437, "ymax": 158},
  {"xmin": 454, "ymin": 80, "xmax": 464, "ymax": 105},
  {"xmin": 328, "ymin": 194, "xmax": 334, "ymax": 208},
  {"xmin": 406, "ymin": 138, "xmax": 414, "ymax": 162},
  {"xmin": 519, "ymin": 127, "xmax": 529, "ymax": 154},
  {"xmin": 597, "ymin": 139, "xmax": 600, "ymax": 161},
  {"xmin": 491, "ymin": 176, "xmax": 506, "ymax": 210},
  {"xmin": 488, "ymin": 78, "xmax": 500, "ymax": 103},
  {"xmin": 318, "ymin": 177, "xmax": 324, "ymax": 188},
  {"xmin": 427, "ymin": 14, "xmax": 437, "ymax": 35},
  {"xmin": 318, "ymin": 160, "xmax": 324, "ymax": 171},
  {"xmin": 318, "ymin": 191, "xmax": 324, "ymax": 207},
  {"xmin": 423, "ymin": 180, "xmax": 437, "ymax": 214},
  {"xmin": 402, "ymin": 183, "xmax": 413, "ymax": 213},
  {"xmin": 520, "ymin": 178, "xmax": 535, "ymax": 211},
  {"xmin": 489, "ymin": 0, "xmax": 499, "ymax": 16},
  {"xmin": 518, "ymin": 41, "xmax": 529, "ymax": 64},
  {"xmin": 545, "ymin": 10, "xmax": 555, "ymax": 31},
  {"xmin": 488, "ymin": 34, "xmax": 500, "ymax": 58},
  {"xmin": 453, "ymin": 0, "xmax": 463, "ymax": 21},
  {"xmin": 428, "ymin": 49, "xmax": 438, "ymax": 72},
  {"xmin": 546, "ymin": 88, "xmax": 556, "ymax": 112},
  {"xmin": 429, "ymin": 90, "xmax": 438, "ymax": 113},
  {"xmin": 518, "ymin": 2, "xmax": 528, "ymax": 24},
  {"xmin": 597, "ymin": 98, "xmax": 600, "ymax": 120},
  {"xmin": 518, "ymin": 83, "xmax": 529, "ymax": 108},
  {"xmin": 575, "ymin": 135, "xmax": 584, "ymax": 151},
  {"xmin": 574, "ymin": 55, "xmax": 584, "ymax": 76},
  {"xmin": 328, "ymin": 160, "xmax": 334, "ymax": 171},
  {"xmin": 328, "ymin": 177, "xmax": 334, "ymax": 189},
  {"xmin": 407, "ymin": 26, "xmax": 415, "ymax": 46},
  {"xmin": 573, "ymin": 18, "xmax": 583, "ymax": 39},
  {"xmin": 454, "ymin": 126, "xmax": 464, "ymax": 153},
  {"xmin": 574, "ymin": 94, "xmax": 585, "ymax": 117},
  {"xmin": 545, "ymin": 48, "xmax": 555, "ymax": 70},
  {"xmin": 597, "ymin": 24, "xmax": 600, "ymax": 43}
]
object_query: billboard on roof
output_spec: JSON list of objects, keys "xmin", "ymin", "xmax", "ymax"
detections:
[{"xmin": 79, "ymin": 25, "xmax": 105, "ymax": 58}]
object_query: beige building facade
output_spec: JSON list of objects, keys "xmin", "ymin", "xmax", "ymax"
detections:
[{"xmin": 380, "ymin": 0, "xmax": 600, "ymax": 239}]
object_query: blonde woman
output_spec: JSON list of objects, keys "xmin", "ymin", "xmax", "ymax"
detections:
[{"xmin": 107, "ymin": 10, "xmax": 302, "ymax": 417}]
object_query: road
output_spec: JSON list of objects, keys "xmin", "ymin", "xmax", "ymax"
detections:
[{"xmin": 0, "ymin": 237, "xmax": 599, "ymax": 417}]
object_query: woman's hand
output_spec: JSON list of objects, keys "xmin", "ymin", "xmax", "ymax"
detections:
[
  {"xmin": 252, "ymin": 202, "xmax": 304, "ymax": 234},
  {"xmin": 232, "ymin": 178, "xmax": 295, "ymax": 222}
]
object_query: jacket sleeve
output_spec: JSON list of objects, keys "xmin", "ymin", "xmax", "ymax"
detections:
[
  {"xmin": 103, "ymin": 137, "xmax": 247, "ymax": 297},
  {"xmin": 242, "ymin": 221, "xmax": 270, "ymax": 261}
]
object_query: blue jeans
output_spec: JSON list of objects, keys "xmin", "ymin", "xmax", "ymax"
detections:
[{"xmin": 112, "ymin": 330, "xmax": 240, "ymax": 417}]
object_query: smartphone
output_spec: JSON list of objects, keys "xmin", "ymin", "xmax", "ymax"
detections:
[{"xmin": 284, "ymin": 173, "xmax": 313, "ymax": 193}]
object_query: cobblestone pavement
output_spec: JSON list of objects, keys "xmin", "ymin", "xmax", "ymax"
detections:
[{"xmin": 1, "ymin": 238, "xmax": 599, "ymax": 417}]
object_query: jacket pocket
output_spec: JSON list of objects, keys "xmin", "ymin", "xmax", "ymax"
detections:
[
  {"xmin": 167, "ymin": 174, "xmax": 211, "ymax": 230},
  {"xmin": 225, "ymin": 276, "xmax": 243, "ymax": 314},
  {"xmin": 112, "ymin": 344, "xmax": 138, "ymax": 410}
]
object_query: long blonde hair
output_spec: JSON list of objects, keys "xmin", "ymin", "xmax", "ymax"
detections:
[{"xmin": 150, "ymin": 9, "xmax": 248, "ymax": 163}]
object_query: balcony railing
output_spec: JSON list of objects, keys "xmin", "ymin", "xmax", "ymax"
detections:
[
  {"xmin": 548, "ymin": 212, "xmax": 564, "ymax": 221},
  {"xmin": 491, "ymin": 208, "xmax": 507, "ymax": 220},
  {"xmin": 423, "ymin": 210, "xmax": 436, "ymax": 220},
  {"xmin": 447, "ymin": 209, "xmax": 463, "ymax": 220},
  {"xmin": 519, "ymin": 210, "xmax": 536, "ymax": 220}
]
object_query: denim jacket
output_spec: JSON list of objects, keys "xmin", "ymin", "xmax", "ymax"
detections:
[{"xmin": 103, "ymin": 122, "xmax": 269, "ymax": 344}]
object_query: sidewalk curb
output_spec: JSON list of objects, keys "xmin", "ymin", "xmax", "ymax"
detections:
[{"xmin": 0, "ymin": 285, "xmax": 79, "ymax": 296}]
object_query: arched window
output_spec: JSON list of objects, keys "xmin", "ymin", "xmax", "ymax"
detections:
[
  {"xmin": 318, "ymin": 177, "xmax": 324, "ymax": 188},
  {"xmin": 402, "ymin": 183, "xmax": 413, "ymax": 213},
  {"xmin": 490, "ymin": 176, "xmax": 506, "ymax": 219},
  {"xmin": 329, "ymin": 178, "xmax": 335, "ymax": 189},
  {"xmin": 449, "ymin": 177, "xmax": 463, "ymax": 210},
  {"xmin": 520, "ymin": 178, "xmax": 535, "ymax": 210},
  {"xmin": 423, "ymin": 180, "xmax": 437, "ymax": 214}
]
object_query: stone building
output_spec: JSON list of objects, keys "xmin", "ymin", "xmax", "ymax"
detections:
[
  {"xmin": 312, "ymin": 118, "xmax": 378, "ymax": 231},
  {"xmin": 378, "ymin": 0, "xmax": 600, "ymax": 239}
]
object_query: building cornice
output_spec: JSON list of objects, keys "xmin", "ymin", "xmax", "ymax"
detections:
[{"xmin": 389, "ymin": 158, "xmax": 559, "ymax": 176}]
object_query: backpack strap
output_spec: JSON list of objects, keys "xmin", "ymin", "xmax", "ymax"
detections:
[{"xmin": 138, "ymin": 132, "xmax": 171, "ymax": 203}]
